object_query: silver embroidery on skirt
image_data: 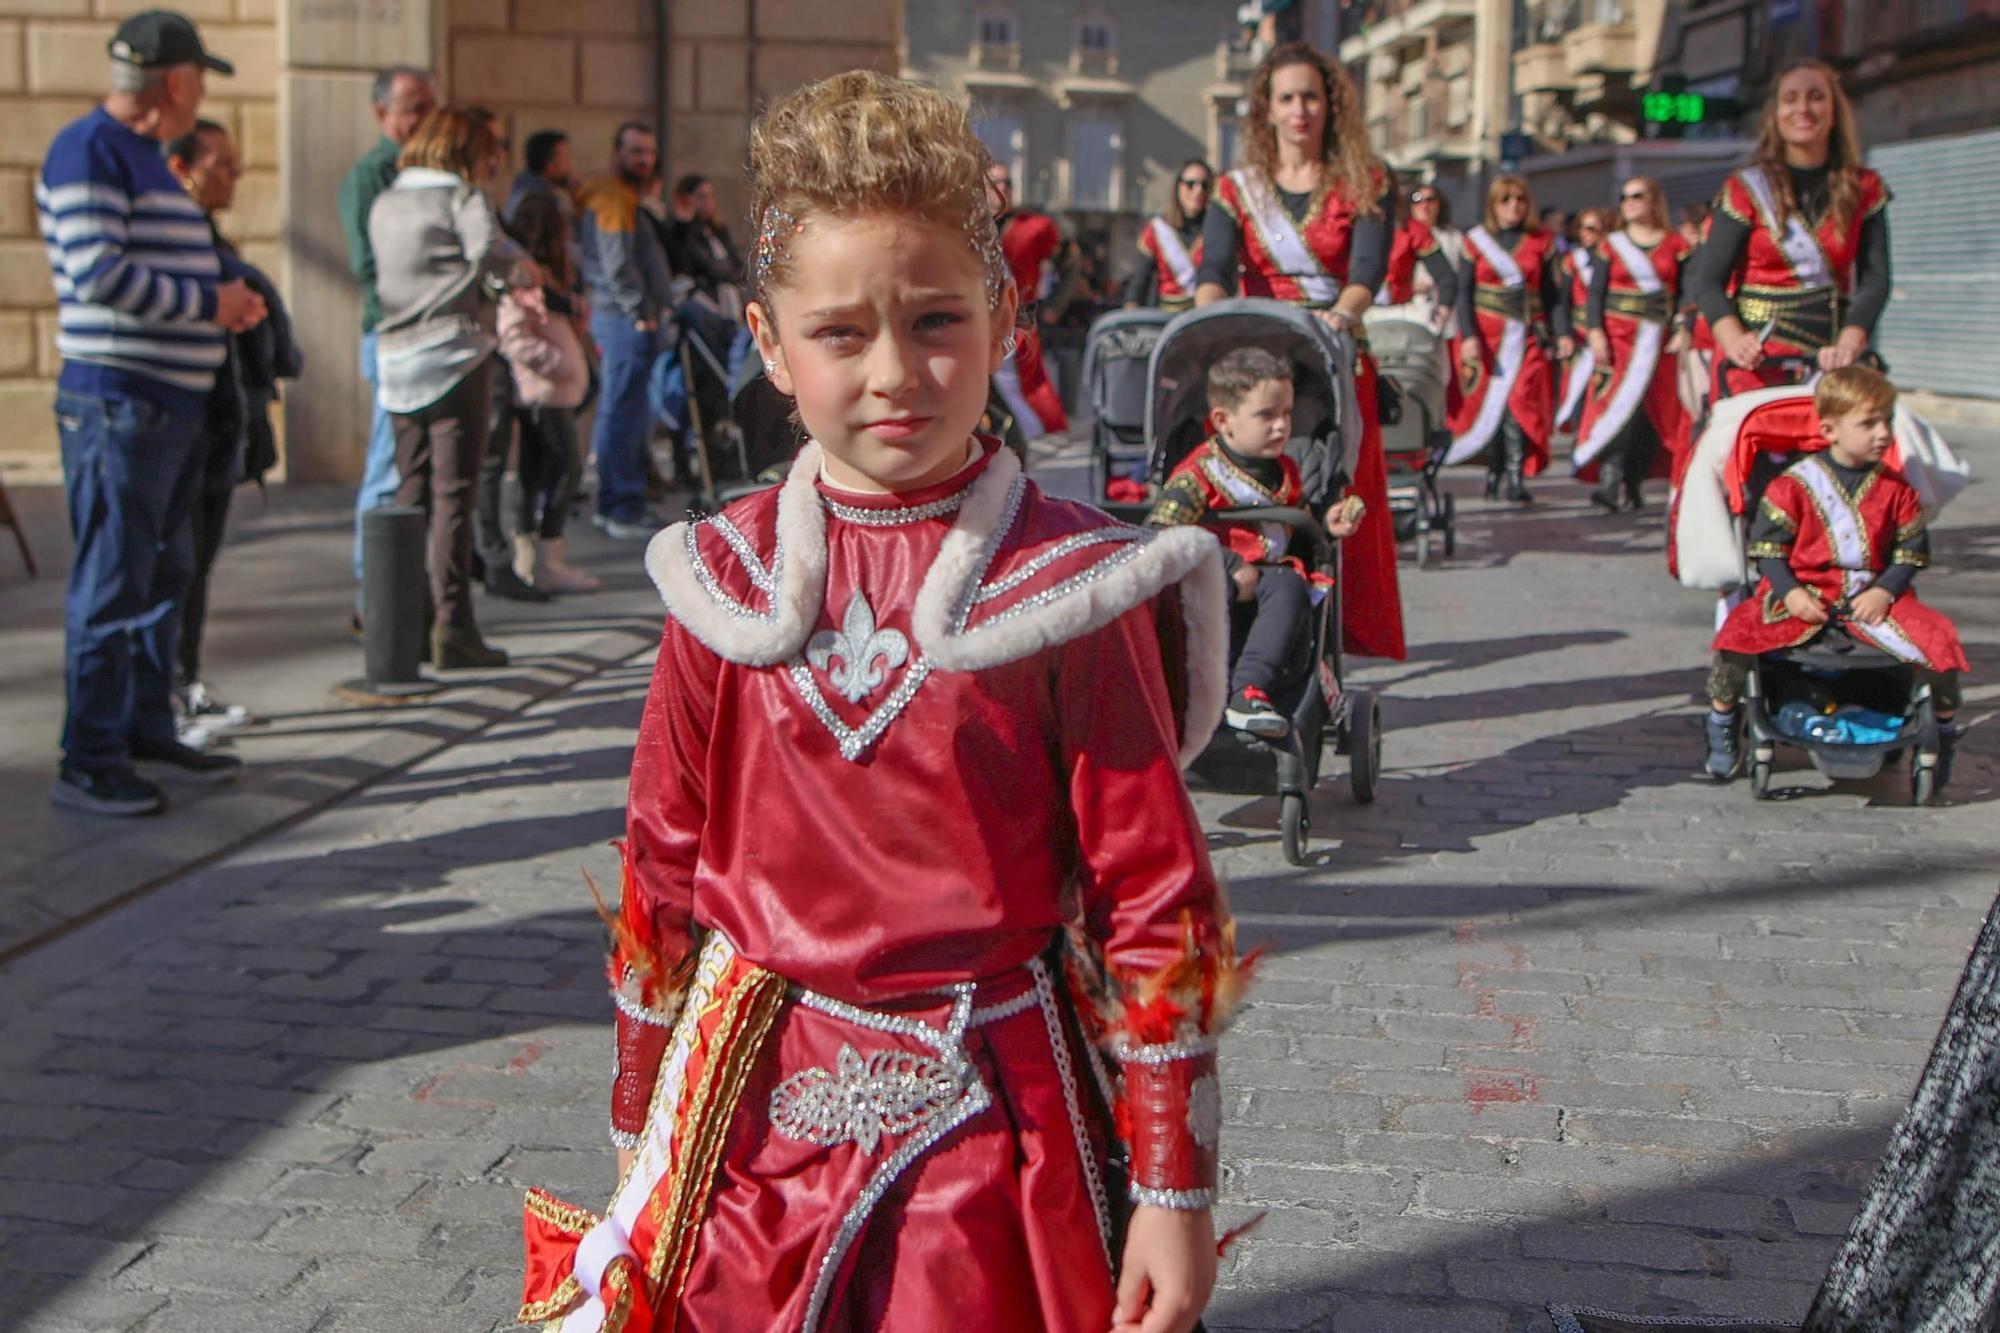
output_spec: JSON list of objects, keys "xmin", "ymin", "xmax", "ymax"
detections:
[{"xmin": 770, "ymin": 1044, "xmax": 965, "ymax": 1153}]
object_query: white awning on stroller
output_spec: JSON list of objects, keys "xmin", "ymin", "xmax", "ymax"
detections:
[{"xmin": 1674, "ymin": 384, "xmax": 1974, "ymax": 591}]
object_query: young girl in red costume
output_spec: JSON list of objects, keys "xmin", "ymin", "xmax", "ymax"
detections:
[{"xmin": 518, "ymin": 71, "xmax": 1243, "ymax": 1333}]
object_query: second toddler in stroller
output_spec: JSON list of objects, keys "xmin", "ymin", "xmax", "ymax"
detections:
[{"xmin": 1148, "ymin": 346, "xmax": 1362, "ymax": 737}]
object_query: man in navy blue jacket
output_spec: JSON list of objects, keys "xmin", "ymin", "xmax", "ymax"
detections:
[{"xmin": 38, "ymin": 9, "xmax": 264, "ymax": 815}]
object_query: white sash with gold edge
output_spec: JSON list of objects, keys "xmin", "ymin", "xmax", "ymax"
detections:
[
  {"xmin": 1557, "ymin": 250, "xmax": 1595, "ymax": 425},
  {"xmin": 1200, "ymin": 452, "xmax": 1290, "ymax": 562},
  {"xmin": 1791, "ymin": 456, "xmax": 1927, "ymax": 664},
  {"xmin": 1573, "ymin": 232, "xmax": 1668, "ymax": 471},
  {"xmin": 1148, "ymin": 217, "xmax": 1197, "ymax": 295},
  {"xmin": 1739, "ymin": 167, "xmax": 1837, "ymax": 290},
  {"xmin": 1229, "ymin": 168, "xmax": 1340, "ymax": 306},
  {"xmin": 1445, "ymin": 226, "xmax": 1530, "ymax": 465}
]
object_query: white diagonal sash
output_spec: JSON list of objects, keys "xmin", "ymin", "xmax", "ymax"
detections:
[
  {"xmin": 1573, "ymin": 233, "xmax": 1667, "ymax": 470},
  {"xmin": 1740, "ymin": 167, "xmax": 1836, "ymax": 290},
  {"xmin": 1446, "ymin": 226, "xmax": 1529, "ymax": 464},
  {"xmin": 1201, "ymin": 454, "xmax": 1289, "ymax": 561},
  {"xmin": 1230, "ymin": 168, "xmax": 1341, "ymax": 305},
  {"xmin": 1832, "ymin": 566, "xmax": 1927, "ymax": 663},
  {"xmin": 1793, "ymin": 455, "xmax": 1871, "ymax": 569},
  {"xmin": 1559, "ymin": 347, "xmax": 1596, "ymax": 426},
  {"xmin": 1148, "ymin": 217, "xmax": 1197, "ymax": 295}
]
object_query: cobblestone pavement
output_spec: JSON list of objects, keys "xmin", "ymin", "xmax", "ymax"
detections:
[{"xmin": 0, "ymin": 442, "xmax": 1995, "ymax": 1333}]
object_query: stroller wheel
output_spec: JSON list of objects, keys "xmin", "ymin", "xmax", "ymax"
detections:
[
  {"xmin": 1911, "ymin": 756, "xmax": 1937, "ymax": 807},
  {"xmin": 1441, "ymin": 493, "xmax": 1457, "ymax": 558},
  {"xmin": 1348, "ymin": 690, "xmax": 1381, "ymax": 805},
  {"xmin": 1280, "ymin": 792, "xmax": 1309, "ymax": 866},
  {"xmin": 1750, "ymin": 756, "xmax": 1774, "ymax": 800}
]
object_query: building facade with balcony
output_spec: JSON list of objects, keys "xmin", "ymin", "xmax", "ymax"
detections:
[
  {"xmin": 1340, "ymin": 0, "xmax": 1507, "ymax": 211},
  {"xmin": 901, "ymin": 0, "xmax": 1242, "ymax": 225}
]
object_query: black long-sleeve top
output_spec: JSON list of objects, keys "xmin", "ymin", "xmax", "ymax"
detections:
[
  {"xmin": 1122, "ymin": 214, "xmax": 1206, "ymax": 307},
  {"xmin": 1196, "ymin": 178, "xmax": 1396, "ymax": 297},
  {"xmin": 1584, "ymin": 237, "xmax": 1687, "ymax": 331},
  {"xmin": 1750, "ymin": 457, "xmax": 1921, "ymax": 601},
  {"xmin": 1682, "ymin": 164, "xmax": 1892, "ymax": 336},
  {"xmin": 1456, "ymin": 227, "xmax": 1571, "ymax": 340},
  {"xmin": 1412, "ymin": 245, "xmax": 1459, "ymax": 311}
]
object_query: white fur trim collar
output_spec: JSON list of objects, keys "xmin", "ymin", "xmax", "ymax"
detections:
[{"xmin": 646, "ymin": 441, "xmax": 1228, "ymax": 764}]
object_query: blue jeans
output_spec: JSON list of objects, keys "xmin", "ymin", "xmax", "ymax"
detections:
[
  {"xmin": 590, "ymin": 314, "xmax": 657, "ymax": 523},
  {"xmin": 55, "ymin": 390, "xmax": 204, "ymax": 771},
  {"xmin": 353, "ymin": 331, "xmax": 401, "ymax": 588}
]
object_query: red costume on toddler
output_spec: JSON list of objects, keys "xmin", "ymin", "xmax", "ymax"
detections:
[
  {"xmin": 1711, "ymin": 451, "xmax": 1966, "ymax": 671},
  {"xmin": 519, "ymin": 440, "xmax": 1245, "ymax": 1332}
]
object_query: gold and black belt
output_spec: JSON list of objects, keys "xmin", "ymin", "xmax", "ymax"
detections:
[
  {"xmin": 1605, "ymin": 289, "xmax": 1675, "ymax": 324},
  {"xmin": 1735, "ymin": 284, "xmax": 1842, "ymax": 352},
  {"xmin": 1474, "ymin": 285, "xmax": 1539, "ymax": 322}
]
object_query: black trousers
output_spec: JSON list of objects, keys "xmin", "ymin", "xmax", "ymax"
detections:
[
  {"xmin": 474, "ymin": 357, "xmax": 516, "ymax": 567},
  {"xmin": 514, "ymin": 405, "xmax": 580, "ymax": 540},
  {"xmin": 175, "ymin": 483, "xmax": 233, "ymax": 687},
  {"xmin": 1231, "ymin": 564, "xmax": 1312, "ymax": 694}
]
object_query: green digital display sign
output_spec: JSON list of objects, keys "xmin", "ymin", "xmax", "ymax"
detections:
[{"xmin": 1643, "ymin": 91, "xmax": 1710, "ymax": 125}]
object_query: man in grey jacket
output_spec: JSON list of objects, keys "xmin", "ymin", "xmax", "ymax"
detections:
[{"xmin": 577, "ymin": 120, "xmax": 673, "ymax": 538}]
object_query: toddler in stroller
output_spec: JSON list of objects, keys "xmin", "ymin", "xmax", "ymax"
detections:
[
  {"xmin": 1700, "ymin": 367, "xmax": 1968, "ymax": 801},
  {"xmin": 1148, "ymin": 347, "xmax": 1363, "ymax": 737}
]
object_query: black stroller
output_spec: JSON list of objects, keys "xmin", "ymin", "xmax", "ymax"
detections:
[
  {"xmin": 1081, "ymin": 307, "xmax": 1173, "ymax": 503},
  {"xmin": 1137, "ymin": 298, "xmax": 1384, "ymax": 864},
  {"xmin": 1365, "ymin": 312, "xmax": 1456, "ymax": 565}
]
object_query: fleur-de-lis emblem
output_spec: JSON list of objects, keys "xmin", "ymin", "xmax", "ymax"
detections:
[{"xmin": 806, "ymin": 591, "xmax": 909, "ymax": 704}]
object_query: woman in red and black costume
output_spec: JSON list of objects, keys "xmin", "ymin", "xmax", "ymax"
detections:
[
  {"xmin": 1123, "ymin": 156, "xmax": 1212, "ymax": 313},
  {"xmin": 1574, "ymin": 176, "xmax": 1693, "ymax": 512},
  {"xmin": 1193, "ymin": 40, "xmax": 1407, "ymax": 663},
  {"xmin": 1445, "ymin": 175, "xmax": 1573, "ymax": 503},
  {"xmin": 1683, "ymin": 58, "xmax": 1892, "ymax": 402},
  {"xmin": 1555, "ymin": 207, "xmax": 1609, "ymax": 433}
]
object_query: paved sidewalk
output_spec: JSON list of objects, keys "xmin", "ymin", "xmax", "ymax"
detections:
[
  {"xmin": 0, "ymin": 435, "xmax": 1994, "ymax": 1332},
  {"xmin": 0, "ymin": 484, "xmax": 668, "ymax": 960}
]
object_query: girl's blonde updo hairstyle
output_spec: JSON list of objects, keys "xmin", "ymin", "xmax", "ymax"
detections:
[{"xmin": 748, "ymin": 70, "xmax": 1008, "ymax": 312}]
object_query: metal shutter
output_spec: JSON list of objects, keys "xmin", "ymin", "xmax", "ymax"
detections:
[{"xmin": 1871, "ymin": 128, "xmax": 2000, "ymax": 400}]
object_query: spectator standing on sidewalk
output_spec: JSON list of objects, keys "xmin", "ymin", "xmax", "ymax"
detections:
[
  {"xmin": 369, "ymin": 107, "xmax": 542, "ymax": 669},
  {"xmin": 338, "ymin": 64, "xmax": 436, "ymax": 633},
  {"xmin": 578, "ymin": 120, "xmax": 673, "ymax": 539},
  {"xmin": 498, "ymin": 189, "xmax": 599, "ymax": 593},
  {"xmin": 38, "ymin": 10, "xmax": 264, "ymax": 816},
  {"xmin": 163, "ymin": 117, "xmax": 302, "ymax": 749}
]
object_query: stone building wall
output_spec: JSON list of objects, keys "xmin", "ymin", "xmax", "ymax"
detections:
[{"xmin": 0, "ymin": 0, "xmax": 280, "ymax": 481}]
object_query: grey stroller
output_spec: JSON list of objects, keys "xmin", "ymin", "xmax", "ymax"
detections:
[{"xmin": 1364, "ymin": 312, "xmax": 1456, "ymax": 566}]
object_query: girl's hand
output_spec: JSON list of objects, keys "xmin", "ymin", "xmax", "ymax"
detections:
[
  {"xmin": 1665, "ymin": 328, "xmax": 1690, "ymax": 357},
  {"xmin": 1818, "ymin": 327, "xmax": 1868, "ymax": 372},
  {"xmin": 1849, "ymin": 586, "xmax": 1893, "ymax": 625},
  {"xmin": 1556, "ymin": 334, "xmax": 1576, "ymax": 361},
  {"xmin": 1458, "ymin": 335, "xmax": 1482, "ymax": 366},
  {"xmin": 617, "ymin": 1147, "xmax": 635, "ymax": 1180},
  {"xmin": 1783, "ymin": 586, "xmax": 1828, "ymax": 626},
  {"xmin": 1230, "ymin": 563, "xmax": 1260, "ymax": 601},
  {"xmin": 1586, "ymin": 329, "xmax": 1611, "ymax": 365},
  {"xmin": 1112, "ymin": 1206, "xmax": 1217, "ymax": 1333}
]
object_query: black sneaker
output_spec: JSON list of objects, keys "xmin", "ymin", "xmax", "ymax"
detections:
[
  {"xmin": 1703, "ymin": 708, "xmax": 1742, "ymax": 781},
  {"xmin": 50, "ymin": 763, "xmax": 164, "ymax": 816},
  {"xmin": 130, "ymin": 738, "xmax": 243, "ymax": 785},
  {"xmin": 483, "ymin": 563, "xmax": 553, "ymax": 603},
  {"xmin": 1225, "ymin": 686, "xmax": 1290, "ymax": 739}
]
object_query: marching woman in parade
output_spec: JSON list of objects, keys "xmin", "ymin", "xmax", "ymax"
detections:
[
  {"xmin": 1445, "ymin": 175, "xmax": 1572, "ymax": 504},
  {"xmin": 1194, "ymin": 41, "xmax": 1406, "ymax": 662},
  {"xmin": 1684, "ymin": 58, "xmax": 1891, "ymax": 401},
  {"xmin": 1574, "ymin": 177, "xmax": 1692, "ymax": 512},
  {"xmin": 1123, "ymin": 157, "xmax": 1212, "ymax": 312},
  {"xmin": 1555, "ymin": 207, "xmax": 1609, "ymax": 433},
  {"xmin": 1381, "ymin": 186, "xmax": 1458, "ymax": 313}
]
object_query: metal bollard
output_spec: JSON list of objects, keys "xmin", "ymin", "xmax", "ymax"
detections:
[{"xmin": 359, "ymin": 505, "xmax": 438, "ymax": 695}]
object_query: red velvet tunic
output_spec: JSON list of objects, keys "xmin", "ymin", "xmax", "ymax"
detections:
[
  {"xmin": 519, "ymin": 443, "xmax": 1241, "ymax": 1333},
  {"xmin": 1211, "ymin": 166, "xmax": 1406, "ymax": 662},
  {"xmin": 1575, "ymin": 232, "xmax": 1691, "ymax": 484},
  {"xmin": 1712, "ymin": 454, "xmax": 1967, "ymax": 670},
  {"xmin": 1448, "ymin": 228, "xmax": 1557, "ymax": 473},
  {"xmin": 1152, "ymin": 438, "xmax": 1305, "ymax": 567},
  {"xmin": 1710, "ymin": 166, "xmax": 1890, "ymax": 398},
  {"xmin": 1382, "ymin": 218, "xmax": 1439, "ymax": 306}
]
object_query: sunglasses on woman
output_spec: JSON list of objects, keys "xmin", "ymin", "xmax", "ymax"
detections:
[
  {"xmin": 1410, "ymin": 191, "xmax": 1437, "ymax": 204},
  {"xmin": 1620, "ymin": 189, "xmax": 1649, "ymax": 201},
  {"xmin": 1179, "ymin": 177, "xmax": 1211, "ymax": 190}
]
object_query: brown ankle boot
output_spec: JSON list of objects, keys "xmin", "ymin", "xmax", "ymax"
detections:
[{"xmin": 431, "ymin": 620, "xmax": 509, "ymax": 669}]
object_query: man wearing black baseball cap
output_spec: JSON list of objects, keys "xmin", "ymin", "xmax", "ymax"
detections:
[{"xmin": 34, "ymin": 8, "xmax": 266, "ymax": 814}]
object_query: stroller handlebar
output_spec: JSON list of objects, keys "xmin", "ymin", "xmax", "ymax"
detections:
[{"xmin": 1210, "ymin": 504, "xmax": 1322, "ymax": 532}]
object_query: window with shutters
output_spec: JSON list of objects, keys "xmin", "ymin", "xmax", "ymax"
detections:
[
  {"xmin": 973, "ymin": 7, "xmax": 1020, "ymax": 70},
  {"xmin": 1074, "ymin": 13, "xmax": 1119, "ymax": 75}
]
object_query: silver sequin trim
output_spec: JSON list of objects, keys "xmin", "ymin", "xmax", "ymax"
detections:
[
  {"xmin": 607, "ymin": 1124, "xmax": 641, "ymax": 1151},
  {"xmin": 948, "ymin": 477, "xmax": 1030, "ymax": 633},
  {"xmin": 1030, "ymin": 957, "xmax": 1114, "ymax": 1267},
  {"xmin": 1187, "ymin": 1072, "xmax": 1223, "ymax": 1151},
  {"xmin": 1114, "ymin": 1034, "xmax": 1220, "ymax": 1066},
  {"xmin": 609, "ymin": 985, "xmax": 676, "ymax": 1029},
  {"xmin": 1130, "ymin": 1184, "xmax": 1216, "ymax": 1210},
  {"xmin": 770, "ymin": 1044, "xmax": 965, "ymax": 1153},
  {"xmin": 969, "ymin": 543, "xmax": 1151, "ymax": 633},
  {"xmin": 683, "ymin": 521, "xmax": 781, "ymax": 623},
  {"xmin": 788, "ymin": 655, "xmax": 935, "ymax": 762},
  {"xmin": 823, "ymin": 492, "xmax": 968, "ymax": 526},
  {"xmin": 971, "ymin": 526, "xmax": 1153, "ymax": 605},
  {"xmin": 707, "ymin": 513, "xmax": 780, "ymax": 593},
  {"xmin": 795, "ymin": 983, "xmax": 987, "ymax": 1333}
]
